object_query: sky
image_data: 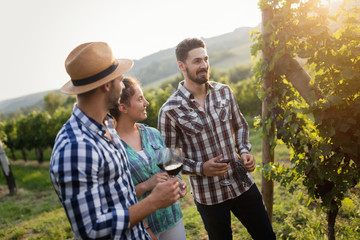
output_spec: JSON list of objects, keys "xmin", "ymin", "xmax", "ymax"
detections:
[{"xmin": 0, "ymin": 0, "xmax": 263, "ymax": 102}]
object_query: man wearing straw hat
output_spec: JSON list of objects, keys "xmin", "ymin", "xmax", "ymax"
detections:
[{"xmin": 50, "ymin": 42, "xmax": 181, "ymax": 240}]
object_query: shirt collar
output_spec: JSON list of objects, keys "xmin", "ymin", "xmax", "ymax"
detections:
[
  {"xmin": 73, "ymin": 104, "xmax": 108, "ymax": 136},
  {"xmin": 177, "ymin": 80, "xmax": 215, "ymax": 101}
]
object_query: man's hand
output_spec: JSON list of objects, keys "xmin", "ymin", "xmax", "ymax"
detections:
[
  {"xmin": 129, "ymin": 178, "xmax": 179, "ymax": 228},
  {"xmin": 240, "ymin": 153, "xmax": 256, "ymax": 172},
  {"xmin": 202, "ymin": 154, "xmax": 230, "ymax": 176},
  {"xmin": 149, "ymin": 177, "xmax": 180, "ymax": 209}
]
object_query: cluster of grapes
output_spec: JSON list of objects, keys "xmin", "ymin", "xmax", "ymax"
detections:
[{"xmin": 234, "ymin": 161, "xmax": 251, "ymax": 188}]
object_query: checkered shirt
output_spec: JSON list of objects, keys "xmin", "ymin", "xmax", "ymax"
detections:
[
  {"xmin": 158, "ymin": 81, "xmax": 254, "ymax": 205},
  {"xmin": 50, "ymin": 105, "xmax": 150, "ymax": 240}
]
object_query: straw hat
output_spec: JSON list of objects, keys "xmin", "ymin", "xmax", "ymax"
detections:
[{"xmin": 61, "ymin": 42, "xmax": 134, "ymax": 94}]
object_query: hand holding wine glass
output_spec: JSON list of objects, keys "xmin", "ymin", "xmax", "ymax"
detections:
[
  {"xmin": 216, "ymin": 158, "xmax": 235, "ymax": 186},
  {"xmin": 202, "ymin": 155, "xmax": 229, "ymax": 176},
  {"xmin": 150, "ymin": 177, "xmax": 180, "ymax": 209},
  {"xmin": 146, "ymin": 172, "xmax": 170, "ymax": 190}
]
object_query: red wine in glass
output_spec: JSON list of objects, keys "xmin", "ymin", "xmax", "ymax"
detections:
[
  {"xmin": 164, "ymin": 162, "xmax": 183, "ymax": 176},
  {"xmin": 162, "ymin": 148, "xmax": 184, "ymax": 177},
  {"xmin": 157, "ymin": 163, "xmax": 165, "ymax": 171}
]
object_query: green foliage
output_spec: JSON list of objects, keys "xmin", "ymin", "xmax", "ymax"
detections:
[
  {"xmin": 0, "ymin": 122, "xmax": 6, "ymax": 143},
  {"xmin": 141, "ymin": 77, "xmax": 179, "ymax": 128},
  {"xmin": 43, "ymin": 92, "xmax": 66, "ymax": 115},
  {"xmin": 251, "ymin": 0, "xmax": 360, "ymax": 237},
  {"xmin": 228, "ymin": 64, "xmax": 253, "ymax": 83},
  {"xmin": 25, "ymin": 112, "xmax": 51, "ymax": 162},
  {"xmin": 47, "ymin": 107, "xmax": 72, "ymax": 147},
  {"xmin": 15, "ymin": 115, "xmax": 31, "ymax": 160},
  {"xmin": 5, "ymin": 105, "xmax": 44, "ymax": 121},
  {"xmin": 0, "ymin": 106, "xmax": 71, "ymax": 162},
  {"xmin": 232, "ymin": 78, "xmax": 262, "ymax": 116},
  {"xmin": 1, "ymin": 119, "xmax": 18, "ymax": 160}
]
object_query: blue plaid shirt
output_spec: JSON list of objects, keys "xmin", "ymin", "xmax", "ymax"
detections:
[{"xmin": 50, "ymin": 105, "xmax": 150, "ymax": 240}]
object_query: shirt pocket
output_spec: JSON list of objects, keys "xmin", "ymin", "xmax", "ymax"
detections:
[
  {"xmin": 149, "ymin": 141, "xmax": 161, "ymax": 151},
  {"xmin": 214, "ymin": 99, "xmax": 232, "ymax": 122},
  {"xmin": 177, "ymin": 111, "xmax": 203, "ymax": 136}
]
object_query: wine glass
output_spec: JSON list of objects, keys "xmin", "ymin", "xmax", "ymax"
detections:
[
  {"xmin": 217, "ymin": 158, "xmax": 235, "ymax": 186},
  {"xmin": 162, "ymin": 148, "xmax": 184, "ymax": 178},
  {"xmin": 154, "ymin": 148, "xmax": 165, "ymax": 171}
]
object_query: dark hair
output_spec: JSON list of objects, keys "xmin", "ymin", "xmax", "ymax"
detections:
[
  {"xmin": 175, "ymin": 38, "xmax": 206, "ymax": 62},
  {"xmin": 78, "ymin": 80, "xmax": 116, "ymax": 98},
  {"xmin": 109, "ymin": 77, "xmax": 140, "ymax": 120}
]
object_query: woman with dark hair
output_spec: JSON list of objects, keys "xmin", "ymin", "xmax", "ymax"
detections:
[{"xmin": 110, "ymin": 77, "xmax": 187, "ymax": 240}]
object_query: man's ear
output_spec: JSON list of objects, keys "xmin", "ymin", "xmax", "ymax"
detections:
[
  {"xmin": 102, "ymin": 81, "xmax": 112, "ymax": 92},
  {"xmin": 178, "ymin": 61, "xmax": 185, "ymax": 72}
]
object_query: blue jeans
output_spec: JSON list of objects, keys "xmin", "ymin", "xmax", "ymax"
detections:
[{"xmin": 195, "ymin": 184, "xmax": 276, "ymax": 240}]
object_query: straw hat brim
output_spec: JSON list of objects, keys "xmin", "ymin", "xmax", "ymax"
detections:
[{"xmin": 61, "ymin": 58, "xmax": 134, "ymax": 95}]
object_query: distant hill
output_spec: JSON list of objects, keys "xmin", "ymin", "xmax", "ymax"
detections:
[
  {"xmin": 0, "ymin": 26, "xmax": 257, "ymax": 115},
  {"xmin": 128, "ymin": 26, "xmax": 256, "ymax": 86},
  {"xmin": 0, "ymin": 90, "xmax": 62, "ymax": 115}
]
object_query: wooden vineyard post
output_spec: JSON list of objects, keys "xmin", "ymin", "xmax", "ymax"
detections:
[{"xmin": 261, "ymin": 6, "xmax": 275, "ymax": 222}]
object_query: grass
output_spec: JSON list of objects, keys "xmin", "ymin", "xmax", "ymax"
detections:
[
  {"xmin": 0, "ymin": 162, "xmax": 71, "ymax": 240},
  {"xmin": 1, "ymin": 128, "xmax": 360, "ymax": 239}
]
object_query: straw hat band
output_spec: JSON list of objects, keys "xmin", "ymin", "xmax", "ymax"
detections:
[{"xmin": 71, "ymin": 62, "xmax": 119, "ymax": 86}]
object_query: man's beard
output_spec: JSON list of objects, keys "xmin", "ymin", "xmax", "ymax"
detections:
[
  {"xmin": 185, "ymin": 66, "xmax": 209, "ymax": 84},
  {"xmin": 106, "ymin": 83, "xmax": 121, "ymax": 110}
]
